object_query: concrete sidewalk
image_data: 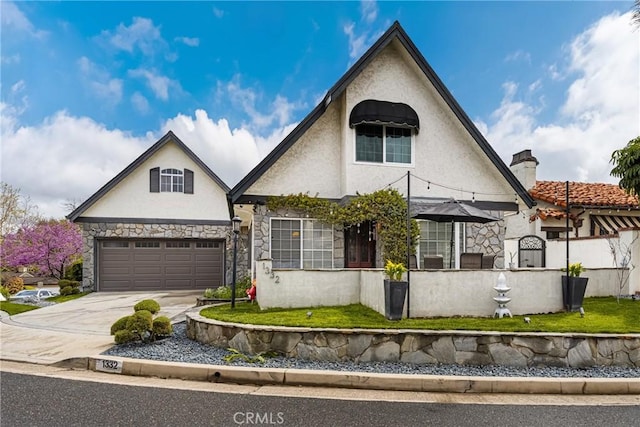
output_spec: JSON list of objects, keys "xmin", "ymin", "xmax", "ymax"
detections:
[{"xmin": 1, "ymin": 293, "xmax": 639, "ymax": 395}]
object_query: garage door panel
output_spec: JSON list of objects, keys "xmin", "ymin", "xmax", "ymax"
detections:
[
  {"xmin": 99, "ymin": 239, "xmax": 224, "ymax": 291},
  {"xmin": 102, "ymin": 267, "xmax": 131, "ymax": 275},
  {"xmin": 165, "ymin": 253, "xmax": 192, "ymax": 262},
  {"xmin": 134, "ymin": 253, "xmax": 162, "ymax": 262},
  {"xmin": 164, "ymin": 266, "xmax": 193, "ymax": 275}
]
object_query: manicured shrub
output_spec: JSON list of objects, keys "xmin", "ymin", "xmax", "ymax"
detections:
[
  {"xmin": 114, "ymin": 330, "xmax": 136, "ymax": 345},
  {"xmin": 152, "ymin": 316, "xmax": 172, "ymax": 337},
  {"xmin": 126, "ymin": 310, "xmax": 153, "ymax": 337},
  {"xmin": 58, "ymin": 279, "xmax": 80, "ymax": 292},
  {"xmin": 111, "ymin": 300, "xmax": 173, "ymax": 344},
  {"xmin": 60, "ymin": 286, "xmax": 73, "ymax": 296},
  {"xmin": 64, "ymin": 261, "xmax": 83, "ymax": 282},
  {"xmin": 110, "ymin": 315, "xmax": 130, "ymax": 335},
  {"xmin": 134, "ymin": 299, "xmax": 160, "ymax": 314},
  {"xmin": 5, "ymin": 277, "xmax": 24, "ymax": 294}
]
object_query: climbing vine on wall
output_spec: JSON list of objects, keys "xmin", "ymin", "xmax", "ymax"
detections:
[{"xmin": 266, "ymin": 189, "xmax": 419, "ymax": 265}]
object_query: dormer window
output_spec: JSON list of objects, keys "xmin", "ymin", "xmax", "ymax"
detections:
[
  {"xmin": 149, "ymin": 167, "xmax": 194, "ymax": 194},
  {"xmin": 350, "ymin": 99, "xmax": 419, "ymax": 165}
]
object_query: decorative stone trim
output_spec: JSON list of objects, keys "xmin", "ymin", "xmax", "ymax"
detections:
[{"xmin": 186, "ymin": 308, "xmax": 640, "ymax": 368}]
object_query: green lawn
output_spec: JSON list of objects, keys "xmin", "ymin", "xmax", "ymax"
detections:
[
  {"xmin": 200, "ymin": 297, "xmax": 640, "ymax": 334},
  {"xmin": 0, "ymin": 292, "xmax": 89, "ymax": 315},
  {"xmin": 0, "ymin": 302, "xmax": 40, "ymax": 315}
]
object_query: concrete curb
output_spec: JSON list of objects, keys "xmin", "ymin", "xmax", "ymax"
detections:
[{"xmin": 84, "ymin": 356, "xmax": 640, "ymax": 395}]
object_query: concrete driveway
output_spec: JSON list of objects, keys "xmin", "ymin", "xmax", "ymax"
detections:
[{"xmin": 0, "ymin": 291, "xmax": 200, "ymax": 365}]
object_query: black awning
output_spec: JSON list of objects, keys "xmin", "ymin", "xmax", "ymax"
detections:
[{"xmin": 349, "ymin": 99, "xmax": 419, "ymax": 131}]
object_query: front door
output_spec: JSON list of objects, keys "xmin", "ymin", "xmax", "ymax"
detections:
[{"xmin": 345, "ymin": 221, "xmax": 375, "ymax": 268}]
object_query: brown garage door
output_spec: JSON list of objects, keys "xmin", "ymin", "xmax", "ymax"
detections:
[{"xmin": 98, "ymin": 239, "xmax": 224, "ymax": 291}]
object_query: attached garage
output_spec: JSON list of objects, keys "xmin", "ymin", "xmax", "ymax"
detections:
[{"xmin": 98, "ymin": 239, "xmax": 224, "ymax": 292}]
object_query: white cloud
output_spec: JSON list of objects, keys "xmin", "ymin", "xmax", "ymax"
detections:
[
  {"xmin": 0, "ymin": 104, "xmax": 297, "ymax": 219},
  {"xmin": 77, "ymin": 57, "xmax": 123, "ymax": 104},
  {"xmin": 101, "ymin": 17, "xmax": 164, "ymax": 56},
  {"xmin": 128, "ymin": 68, "xmax": 179, "ymax": 101},
  {"xmin": 0, "ymin": 1, "xmax": 47, "ymax": 39},
  {"xmin": 504, "ymin": 49, "xmax": 532, "ymax": 64},
  {"xmin": 131, "ymin": 92, "xmax": 149, "ymax": 114},
  {"xmin": 0, "ymin": 107, "xmax": 151, "ymax": 219},
  {"xmin": 1, "ymin": 54, "xmax": 21, "ymax": 64},
  {"xmin": 343, "ymin": 22, "xmax": 368, "ymax": 60},
  {"xmin": 223, "ymin": 75, "xmax": 303, "ymax": 130},
  {"xmin": 360, "ymin": 1, "xmax": 378, "ymax": 24},
  {"xmin": 478, "ymin": 11, "xmax": 639, "ymax": 184},
  {"xmin": 213, "ymin": 7, "xmax": 224, "ymax": 19},
  {"xmin": 175, "ymin": 36, "xmax": 199, "ymax": 47}
]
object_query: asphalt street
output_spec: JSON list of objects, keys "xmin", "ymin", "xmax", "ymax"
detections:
[{"xmin": 2, "ymin": 369, "xmax": 639, "ymax": 427}]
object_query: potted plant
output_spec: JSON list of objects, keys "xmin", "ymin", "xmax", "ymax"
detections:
[
  {"xmin": 508, "ymin": 251, "xmax": 517, "ymax": 269},
  {"xmin": 561, "ymin": 262, "xmax": 588, "ymax": 312},
  {"xmin": 383, "ymin": 260, "xmax": 408, "ymax": 320}
]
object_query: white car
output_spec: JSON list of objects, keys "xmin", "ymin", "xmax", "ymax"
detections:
[{"xmin": 10, "ymin": 289, "xmax": 59, "ymax": 303}]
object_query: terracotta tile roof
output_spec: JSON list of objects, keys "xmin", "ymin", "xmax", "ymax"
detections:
[{"xmin": 529, "ymin": 181, "xmax": 639, "ymax": 208}]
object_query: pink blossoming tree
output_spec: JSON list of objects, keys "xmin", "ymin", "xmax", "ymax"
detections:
[{"xmin": 1, "ymin": 220, "xmax": 82, "ymax": 279}]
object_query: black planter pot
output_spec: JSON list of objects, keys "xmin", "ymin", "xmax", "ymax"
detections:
[
  {"xmin": 561, "ymin": 276, "xmax": 588, "ymax": 312},
  {"xmin": 384, "ymin": 279, "xmax": 408, "ymax": 320}
]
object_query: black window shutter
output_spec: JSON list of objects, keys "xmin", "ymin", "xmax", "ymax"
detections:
[
  {"xmin": 150, "ymin": 167, "xmax": 160, "ymax": 192},
  {"xmin": 184, "ymin": 169, "xmax": 194, "ymax": 194}
]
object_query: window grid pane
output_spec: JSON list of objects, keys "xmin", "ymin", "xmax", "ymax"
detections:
[
  {"xmin": 355, "ymin": 124, "xmax": 383, "ymax": 162},
  {"xmin": 385, "ymin": 127, "xmax": 411, "ymax": 164},
  {"xmin": 271, "ymin": 219, "xmax": 301, "ymax": 268},
  {"xmin": 419, "ymin": 221, "xmax": 454, "ymax": 268}
]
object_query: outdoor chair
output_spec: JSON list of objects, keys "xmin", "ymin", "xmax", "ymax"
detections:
[
  {"xmin": 460, "ymin": 253, "xmax": 482, "ymax": 269},
  {"xmin": 481, "ymin": 254, "xmax": 496, "ymax": 269},
  {"xmin": 423, "ymin": 255, "xmax": 444, "ymax": 269}
]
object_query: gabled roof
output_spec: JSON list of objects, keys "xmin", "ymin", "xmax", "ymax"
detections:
[
  {"xmin": 230, "ymin": 21, "xmax": 535, "ymax": 208},
  {"xmin": 530, "ymin": 180, "xmax": 639, "ymax": 209},
  {"xmin": 67, "ymin": 131, "xmax": 231, "ymax": 221}
]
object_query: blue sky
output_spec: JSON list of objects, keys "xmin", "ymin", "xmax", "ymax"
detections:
[{"xmin": 1, "ymin": 1, "xmax": 638, "ymax": 219}]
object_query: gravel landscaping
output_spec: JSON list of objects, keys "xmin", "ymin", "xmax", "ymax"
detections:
[{"xmin": 103, "ymin": 322, "xmax": 640, "ymax": 379}]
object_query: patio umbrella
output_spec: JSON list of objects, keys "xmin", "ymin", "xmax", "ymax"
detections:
[{"xmin": 411, "ymin": 199, "xmax": 500, "ymax": 267}]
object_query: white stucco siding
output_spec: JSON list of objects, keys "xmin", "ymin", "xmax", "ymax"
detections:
[
  {"xmin": 245, "ymin": 102, "xmax": 343, "ymax": 198},
  {"xmin": 82, "ymin": 142, "xmax": 230, "ymax": 220},
  {"xmin": 344, "ymin": 41, "xmax": 516, "ymax": 202}
]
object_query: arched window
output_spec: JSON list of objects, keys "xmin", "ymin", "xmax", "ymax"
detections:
[
  {"xmin": 149, "ymin": 167, "xmax": 193, "ymax": 194},
  {"xmin": 161, "ymin": 168, "xmax": 184, "ymax": 192}
]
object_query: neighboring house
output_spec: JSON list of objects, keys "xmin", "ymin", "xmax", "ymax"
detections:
[
  {"xmin": 506, "ymin": 149, "xmax": 640, "ymax": 268},
  {"xmin": 68, "ymin": 131, "xmax": 233, "ymax": 292},
  {"xmin": 230, "ymin": 21, "xmax": 534, "ymax": 274}
]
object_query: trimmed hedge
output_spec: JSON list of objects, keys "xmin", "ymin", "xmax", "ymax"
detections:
[
  {"xmin": 110, "ymin": 299, "xmax": 172, "ymax": 344},
  {"xmin": 134, "ymin": 299, "xmax": 160, "ymax": 315}
]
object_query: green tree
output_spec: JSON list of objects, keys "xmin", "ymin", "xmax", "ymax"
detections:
[{"xmin": 610, "ymin": 136, "xmax": 640, "ymax": 197}]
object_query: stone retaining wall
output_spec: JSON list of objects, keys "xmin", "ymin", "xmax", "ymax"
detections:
[{"xmin": 186, "ymin": 309, "xmax": 640, "ymax": 368}]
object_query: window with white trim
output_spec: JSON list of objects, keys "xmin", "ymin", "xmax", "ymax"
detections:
[
  {"xmin": 271, "ymin": 219, "xmax": 333, "ymax": 269},
  {"xmin": 161, "ymin": 168, "xmax": 184, "ymax": 192},
  {"xmin": 355, "ymin": 124, "xmax": 412, "ymax": 164}
]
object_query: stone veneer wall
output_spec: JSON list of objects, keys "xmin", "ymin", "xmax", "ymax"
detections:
[
  {"xmin": 466, "ymin": 214, "xmax": 505, "ymax": 268},
  {"xmin": 186, "ymin": 310, "xmax": 640, "ymax": 368},
  {"xmin": 79, "ymin": 221, "xmax": 232, "ymax": 291},
  {"xmin": 252, "ymin": 205, "xmax": 345, "ymax": 269}
]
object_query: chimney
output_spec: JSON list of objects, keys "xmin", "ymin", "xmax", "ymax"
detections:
[{"xmin": 510, "ymin": 149, "xmax": 538, "ymax": 190}]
